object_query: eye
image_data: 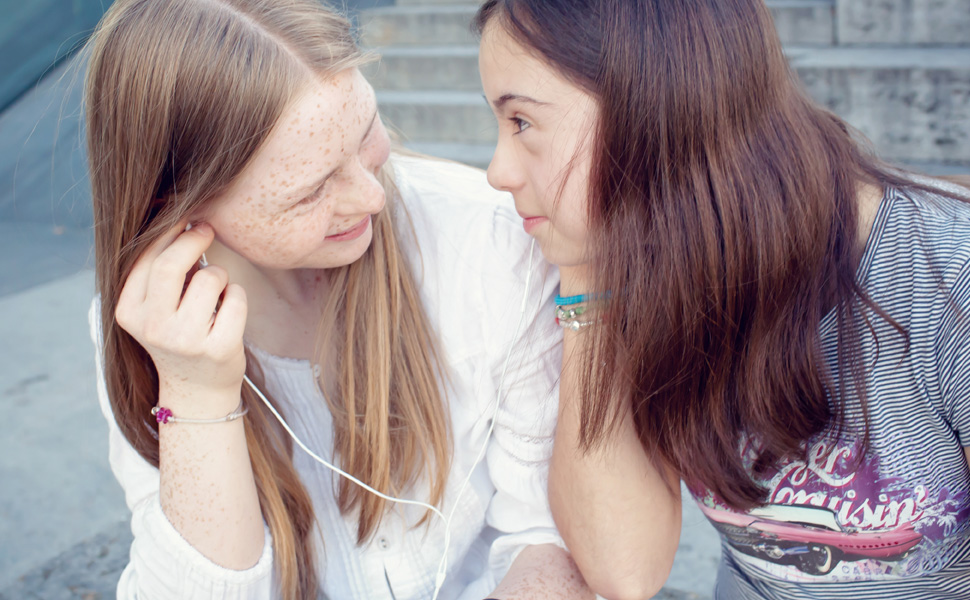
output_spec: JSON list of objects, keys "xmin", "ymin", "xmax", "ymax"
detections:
[
  {"xmin": 295, "ymin": 179, "xmax": 329, "ymax": 207},
  {"xmin": 509, "ymin": 116, "xmax": 532, "ymax": 134}
]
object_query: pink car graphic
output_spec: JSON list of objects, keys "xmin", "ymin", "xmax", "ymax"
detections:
[{"xmin": 698, "ymin": 502, "xmax": 923, "ymax": 576}]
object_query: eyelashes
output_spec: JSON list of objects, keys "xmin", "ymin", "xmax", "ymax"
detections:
[
  {"xmin": 296, "ymin": 188, "xmax": 323, "ymax": 206},
  {"xmin": 294, "ymin": 177, "xmax": 332, "ymax": 208},
  {"xmin": 509, "ymin": 116, "xmax": 532, "ymax": 134}
]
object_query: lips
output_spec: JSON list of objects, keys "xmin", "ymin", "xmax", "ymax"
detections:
[
  {"xmin": 326, "ymin": 216, "xmax": 371, "ymax": 241},
  {"xmin": 521, "ymin": 216, "xmax": 547, "ymax": 234}
]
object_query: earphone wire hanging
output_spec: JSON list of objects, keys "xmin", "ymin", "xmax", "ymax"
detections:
[{"xmin": 240, "ymin": 238, "xmax": 538, "ymax": 600}]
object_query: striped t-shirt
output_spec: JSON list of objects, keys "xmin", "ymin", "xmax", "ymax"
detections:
[{"xmin": 691, "ymin": 185, "xmax": 970, "ymax": 599}]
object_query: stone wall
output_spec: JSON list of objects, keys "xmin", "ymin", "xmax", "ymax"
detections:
[
  {"xmin": 838, "ymin": 0, "xmax": 970, "ymax": 46},
  {"xmin": 822, "ymin": 0, "xmax": 970, "ymax": 168}
]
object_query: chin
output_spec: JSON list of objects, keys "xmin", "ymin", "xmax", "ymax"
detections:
[{"xmin": 537, "ymin": 242, "xmax": 588, "ymax": 269}]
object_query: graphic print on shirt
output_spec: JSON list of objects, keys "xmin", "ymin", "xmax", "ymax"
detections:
[{"xmin": 693, "ymin": 435, "xmax": 970, "ymax": 582}]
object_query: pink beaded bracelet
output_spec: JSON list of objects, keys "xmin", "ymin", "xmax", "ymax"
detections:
[{"xmin": 151, "ymin": 400, "xmax": 248, "ymax": 425}]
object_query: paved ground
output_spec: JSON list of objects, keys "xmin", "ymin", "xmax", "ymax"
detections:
[{"xmin": 0, "ymin": 58, "xmax": 720, "ymax": 599}]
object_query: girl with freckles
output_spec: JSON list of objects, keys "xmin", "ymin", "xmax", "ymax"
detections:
[{"xmin": 85, "ymin": 0, "xmax": 594, "ymax": 598}]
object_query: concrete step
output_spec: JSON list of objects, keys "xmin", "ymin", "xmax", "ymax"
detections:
[
  {"xmin": 363, "ymin": 45, "xmax": 481, "ymax": 92},
  {"xmin": 789, "ymin": 46, "xmax": 970, "ymax": 165},
  {"xmin": 378, "ymin": 0, "xmax": 970, "ymax": 47},
  {"xmin": 395, "ymin": 0, "xmax": 481, "ymax": 5},
  {"xmin": 358, "ymin": 5, "xmax": 479, "ymax": 48},
  {"xmin": 377, "ymin": 90, "xmax": 495, "ymax": 144},
  {"xmin": 359, "ymin": 1, "xmax": 835, "ymax": 91},
  {"xmin": 838, "ymin": 0, "xmax": 970, "ymax": 46},
  {"xmin": 401, "ymin": 141, "xmax": 494, "ymax": 169},
  {"xmin": 770, "ymin": 0, "xmax": 835, "ymax": 46},
  {"xmin": 373, "ymin": 47, "xmax": 970, "ymax": 166},
  {"xmin": 361, "ymin": 0, "xmax": 835, "ymax": 48}
]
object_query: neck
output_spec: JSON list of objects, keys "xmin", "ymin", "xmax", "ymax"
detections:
[
  {"xmin": 203, "ymin": 240, "xmax": 331, "ymax": 360},
  {"xmin": 558, "ymin": 264, "xmax": 596, "ymax": 296},
  {"xmin": 854, "ymin": 180, "xmax": 885, "ymax": 260}
]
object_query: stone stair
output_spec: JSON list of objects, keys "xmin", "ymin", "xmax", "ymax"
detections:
[{"xmin": 359, "ymin": 0, "xmax": 970, "ymax": 171}]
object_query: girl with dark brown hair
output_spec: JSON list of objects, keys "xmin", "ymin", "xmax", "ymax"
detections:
[
  {"xmin": 476, "ymin": 1, "xmax": 970, "ymax": 598},
  {"xmin": 84, "ymin": 0, "xmax": 595, "ymax": 598}
]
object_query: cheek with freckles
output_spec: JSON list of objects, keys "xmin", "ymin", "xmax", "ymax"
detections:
[{"xmin": 217, "ymin": 190, "xmax": 338, "ymax": 267}]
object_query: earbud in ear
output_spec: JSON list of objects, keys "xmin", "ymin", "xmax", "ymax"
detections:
[{"xmin": 185, "ymin": 223, "xmax": 210, "ymax": 268}]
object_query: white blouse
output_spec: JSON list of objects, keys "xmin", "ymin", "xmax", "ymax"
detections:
[{"xmin": 91, "ymin": 155, "xmax": 565, "ymax": 600}]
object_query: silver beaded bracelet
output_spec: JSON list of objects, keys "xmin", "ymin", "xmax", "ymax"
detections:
[
  {"xmin": 556, "ymin": 318, "xmax": 599, "ymax": 331},
  {"xmin": 151, "ymin": 400, "xmax": 248, "ymax": 425}
]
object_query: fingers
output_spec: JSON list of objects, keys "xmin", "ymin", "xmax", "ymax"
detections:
[
  {"xmin": 144, "ymin": 223, "xmax": 216, "ymax": 314},
  {"xmin": 117, "ymin": 221, "xmax": 215, "ymax": 334},
  {"xmin": 208, "ymin": 283, "xmax": 248, "ymax": 358},
  {"xmin": 120, "ymin": 219, "xmax": 190, "ymax": 307},
  {"xmin": 179, "ymin": 264, "xmax": 231, "ymax": 331},
  {"xmin": 112, "ymin": 222, "xmax": 249, "ymax": 394}
]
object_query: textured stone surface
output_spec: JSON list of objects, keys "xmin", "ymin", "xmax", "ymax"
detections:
[
  {"xmin": 359, "ymin": 5, "xmax": 479, "ymax": 47},
  {"xmin": 837, "ymin": 0, "xmax": 970, "ymax": 46},
  {"xmin": 0, "ymin": 271, "xmax": 128, "ymax": 590},
  {"xmin": 363, "ymin": 1, "xmax": 837, "ymax": 49},
  {"xmin": 364, "ymin": 46, "xmax": 481, "ymax": 91},
  {"xmin": 792, "ymin": 47, "xmax": 970, "ymax": 164},
  {"xmin": 397, "ymin": 0, "xmax": 481, "ymax": 5},
  {"xmin": 376, "ymin": 53, "xmax": 970, "ymax": 166},
  {"xmin": 0, "ymin": 520, "xmax": 131, "ymax": 600},
  {"xmin": 768, "ymin": 0, "xmax": 836, "ymax": 46},
  {"xmin": 379, "ymin": 90, "xmax": 497, "ymax": 144},
  {"xmin": 362, "ymin": 2, "xmax": 970, "ymax": 167},
  {"xmin": 0, "ymin": 513, "xmax": 712, "ymax": 599}
]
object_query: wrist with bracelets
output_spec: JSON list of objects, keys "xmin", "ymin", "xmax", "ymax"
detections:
[{"xmin": 152, "ymin": 399, "xmax": 248, "ymax": 425}]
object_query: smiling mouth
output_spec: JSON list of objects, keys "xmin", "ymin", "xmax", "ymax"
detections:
[{"xmin": 326, "ymin": 216, "xmax": 371, "ymax": 241}]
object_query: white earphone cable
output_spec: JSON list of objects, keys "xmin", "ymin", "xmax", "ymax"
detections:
[
  {"xmin": 236, "ymin": 238, "xmax": 538, "ymax": 600},
  {"xmin": 432, "ymin": 238, "xmax": 536, "ymax": 597}
]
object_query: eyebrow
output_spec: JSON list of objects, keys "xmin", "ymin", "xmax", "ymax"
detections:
[
  {"xmin": 487, "ymin": 93, "xmax": 551, "ymax": 111},
  {"xmin": 291, "ymin": 109, "xmax": 379, "ymax": 201}
]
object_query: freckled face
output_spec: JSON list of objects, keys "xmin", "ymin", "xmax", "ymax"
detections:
[
  {"xmin": 479, "ymin": 22, "xmax": 598, "ymax": 268},
  {"xmin": 204, "ymin": 69, "xmax": 390, "ymax": 271}
]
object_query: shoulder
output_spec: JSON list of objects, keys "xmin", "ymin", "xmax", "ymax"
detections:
[
  {"xmin": 390, "ymin": 153, "xmax": 501, "ymax": 206},
  {"xmin": 388, "ymin": 153, "xmax": 536, "ymax": 281},
  {"xmin": 878, "ymin": 184, "xmax": 970, "ymax": 284},
  {"xmin": 873, "ymin": 185, "xmax": 970, "ymax": 352},
  {"xmin": 387, "ymin": 153, "xmax": 558, "ymax": 358},
  {"xmin": 390, "ymin": 153, "xmax": 522, "ymax": 240},
  {"xmin": 889, "ymin": 182, "xmax": 970, "ymax": 245}
]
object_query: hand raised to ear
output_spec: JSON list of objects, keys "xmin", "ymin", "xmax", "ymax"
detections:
[{"xmin": 116, "ymin": 221, "xmax": 248, "ymax": 403}]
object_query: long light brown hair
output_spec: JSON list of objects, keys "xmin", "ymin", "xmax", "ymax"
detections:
[
  {"xmin": 86, "ymin": 0, "xmax": 449, "ymax": 596},
  {"xmin": 478, "ymin": 0, "xmax": 968, "ymax": 510}
]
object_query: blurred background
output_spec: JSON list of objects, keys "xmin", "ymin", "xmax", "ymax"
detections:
[{"xmin": 0, "ymin": 0, "xmax": 967, "ymax": 598}]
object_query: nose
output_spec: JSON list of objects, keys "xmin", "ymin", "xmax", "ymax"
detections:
[
  {"xmin": 486, "ymin": 136, "xmax": 524, "ymax": 193},
  {"xmin": 339, "ymin": 166, "xmax": 386, "ymax": 216},
  {"xmin": 364, "ymin": 116, "xmax": 392, "ymax": 175},
  {"xmin": 334, "ymin": 118, "xmax": 390, "ymax": 216}
]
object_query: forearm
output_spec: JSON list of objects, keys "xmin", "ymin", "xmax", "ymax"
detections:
[
  {"xmin": 549, "ymin": 322, "xmax": 682, "ymax": 599},
  {"xmin": 488, "ymin": 544, "xmax": 594, "ymax": 599},
  {"xmin": 158, "ymin": 384, "xmax": 265, "ymax": 569}
]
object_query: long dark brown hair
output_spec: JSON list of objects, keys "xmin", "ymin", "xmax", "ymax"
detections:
[
  {"xmin": 87, "ymin": 1, "xmax": 450, "ymax": 596},
  {"xmin": 477, "ymin": 0, "xmax": 967, "ymax": 510}
]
